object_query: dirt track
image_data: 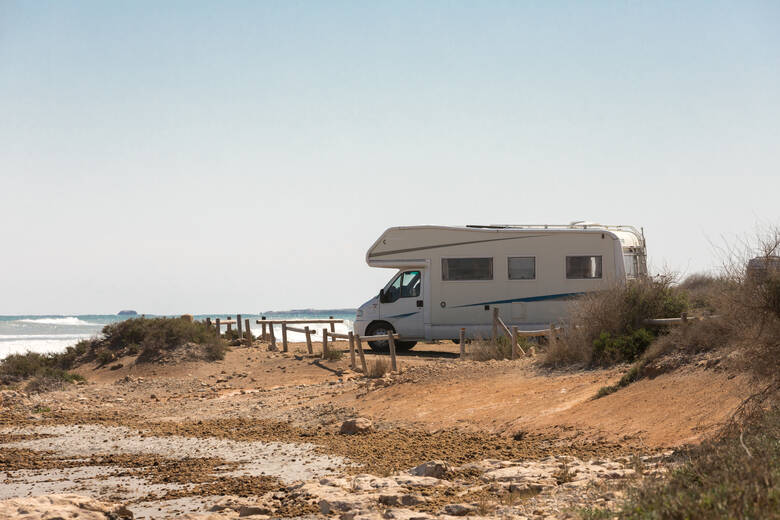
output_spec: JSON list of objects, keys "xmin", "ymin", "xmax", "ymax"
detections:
[{"xmin": 0, "ymin": 340, "xmax": 752, "ymax": 518}]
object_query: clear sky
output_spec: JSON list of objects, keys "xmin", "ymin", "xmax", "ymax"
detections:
[{"xmin": 1, "ymin": 1, "xmax": 778, "ymax": 315}]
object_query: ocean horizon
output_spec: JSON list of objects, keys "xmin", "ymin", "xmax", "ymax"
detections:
[{"xmin": 0, "ymin": 310, "xmax": 356, "ymax": 359}]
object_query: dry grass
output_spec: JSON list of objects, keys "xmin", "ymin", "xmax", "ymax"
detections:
[
  {"xmin": 466, "ymin": 336, "xmax": 512, "ymax": 361},
  {"xmin": 323, "ymin": 348, "xmax": 344, "ymax": 361},
  {"xmin": 366, "ymin": 357, "xmax": 391, "ymax": 378}
]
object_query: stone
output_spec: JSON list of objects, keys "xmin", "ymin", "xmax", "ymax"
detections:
[
  {"xmin": 0, "ymin": 494, "xmax": 133, "ymax": 519},
  {"xmin": 340, "ymin": 417, "xmax": 374, "ymax": 435},
  {"xmin": 379, "ymin": 494, "xmax": 428, "ymax": 507},
  {"xmin": 238, "ymin": 505, "xmax": 271, "ymax": 516},
  {"xmin": 393, "ymin": 474, "xmax": 442, "ymax": 487},
  {"xmin": 410, "ymin": 460, "xmax": 450, "ymax": 479},
  {"xmin": 382, "ymin": 509, "xmax": 435, "ymax": 520},
  {"xmin": 442, "ymin": 503, "xmax": 476, "ymax": 516}
]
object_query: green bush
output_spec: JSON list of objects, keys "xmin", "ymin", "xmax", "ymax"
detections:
[
  {"xmin": 545, "ymin": 276, "xmax": 688, "ymax": 367},
  {"xmin": 0, "ymin": 351, "xmax": 85, "ymax": 392},
  {"xmin": 592, "ymin": 328, "xmax": 654, "ymax": 366},
  {"xmin": 202, "ymin": 340, "xmax": 228, "ymax": 361},
  {"xmin": 58, "ymin": 317, "xmax": 226, "ymax": 366}
]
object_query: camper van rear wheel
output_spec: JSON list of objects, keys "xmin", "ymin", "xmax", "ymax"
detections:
[{"xmin": 365, "ymin": 321, "xmax": 417, "ymax": 352}]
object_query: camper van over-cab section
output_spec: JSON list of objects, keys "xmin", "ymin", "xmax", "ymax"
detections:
[{"xmin": 354, "ymin": 223, "xmax": 647, "ymax": 351}]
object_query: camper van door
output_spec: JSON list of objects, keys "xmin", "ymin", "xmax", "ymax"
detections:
[{"xmin": 380, "ymin": 270, "xmax": 424, "ymax": 338}]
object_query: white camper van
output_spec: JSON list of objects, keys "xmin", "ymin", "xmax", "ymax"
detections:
[{"xmin": 354, "ymin": 223, "xmax": 647, "ymax": 350}]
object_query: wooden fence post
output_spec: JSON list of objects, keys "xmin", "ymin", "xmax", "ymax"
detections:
[
  {"xmin": 305, "ymin": 326, "xmax": 313, "ymax": 355},
  {"xmin": 282, "ymin": 323, "xmax": 288, "ymax": 352},
  {"xmin": 492, "ymin": 307, "xmax": 499, "ymax": 341},
  {"xmin": 237, "ymin": 314, "xmax": 242, "ymax": 339},
  {"xmin": 244, "ymin": 319, "xmax": 251, "ymax": 346},
  {"xmin": 261, "ymin": 317, "xmax": 267, "ymax": 342},
  {"xmin": 459, "ymin": 328, "xmax": 466, "ymax": 359},
  {"xmin": 227, "ymin": 316, "xmax": 232, "ymax": 333},
  {"xmin": 206, "ymin": 317, "xmax": 212, "ymax": 327},
  {"xmin": 355, "ymin": 335, "xmax": 368, "ymax": 373},
  {"xmin": 387, "ymin": 333, "xmax": 398, "ymax": 372},
  {"xmin": 329, "ymin": 316, "xmax": 336, "ymax": 336},
  {"xmin": 548, "ymin": 324, "xmax": 556, "ymax": 354},
  {"xmin": 348, "ymin": 331, "xmax": 356, "ymax": 370},
  {"xmin": 511, "ymin": 326, "xmax": 519, "ymax": 359},
  {"xmin": 322, "ymin": 328, "xmax": 329, "ymax": 359},
  {"xmin": 215, "ymin": 318, "xmax": 221, "ymax": 339},
  {"xmin": 269, "ymin": 323, "xmax": 276, "ymax": 350}
]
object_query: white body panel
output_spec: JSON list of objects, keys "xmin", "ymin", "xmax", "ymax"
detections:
[{"xmin": 354, "ymin": 224, "xmax": 646, "ymax": 341}]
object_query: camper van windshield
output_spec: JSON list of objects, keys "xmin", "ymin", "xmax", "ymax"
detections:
[{"xmin": 382, "ymin": 271, "xmax": 421, "ymax": 303}]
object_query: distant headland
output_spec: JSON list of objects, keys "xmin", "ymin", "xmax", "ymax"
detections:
[{"xmin": 117, "ymin": 310, "xmax": 138, "ymax": 316}]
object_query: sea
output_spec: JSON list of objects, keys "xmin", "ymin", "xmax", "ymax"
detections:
[{"xmin": 0, "ymin": 311, "xmax": 356, "ymax": 360}]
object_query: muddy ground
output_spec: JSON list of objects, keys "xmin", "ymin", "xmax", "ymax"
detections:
[{"xmin": 0, "ymin": 340, "xmax": 750, "ymax": 519}]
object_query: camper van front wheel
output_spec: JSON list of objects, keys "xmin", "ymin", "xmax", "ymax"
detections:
[{"xmin": 365, "ymin": 321, "xmax": 417, "ymax": 352}]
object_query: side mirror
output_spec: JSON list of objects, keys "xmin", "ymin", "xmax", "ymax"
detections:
[{"xmin": 379, "ymin": 289, "xmax": 385, "ymax": 303}]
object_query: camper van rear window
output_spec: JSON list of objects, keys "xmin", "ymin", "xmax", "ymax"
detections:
[
  {"xmin": 442, "ymin": 258, "xmax": 493, "ymax": 281},
  {"xmin": 508, "ymin": 257, "xmax": 536, "ymax": 280},
  {"xmin": 566, "ymin": 256, "xmax": 603, "ymax": 279}
]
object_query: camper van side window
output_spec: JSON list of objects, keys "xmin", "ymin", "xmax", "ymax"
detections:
[
  {"xmin": 508, "ymin": 257, "xmax": 536, "ymax": 280},
  {"xmin": 442, "ymin": 258, "xmax": 493, "ymax": 281},
  {"xmin": 566, "ymin": 256, "xmax": 602, "ymax": 279}
]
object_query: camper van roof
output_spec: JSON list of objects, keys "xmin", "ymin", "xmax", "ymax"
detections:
[{"xmin": 464, "ymin": 223, "xmax": 644, "ymax": 247}]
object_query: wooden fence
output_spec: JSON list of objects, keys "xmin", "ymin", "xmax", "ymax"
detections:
[{"xmin": 485, "ymin": 307, "xmax": 558, "ymax": 359}]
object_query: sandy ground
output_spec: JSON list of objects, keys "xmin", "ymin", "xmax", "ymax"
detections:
[{"xmin": 0, "ymin": 340, "xmax": 752, "ymax": 518}]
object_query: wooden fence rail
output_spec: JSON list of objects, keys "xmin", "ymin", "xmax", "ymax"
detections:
[
  {"xmin": 643, "ymin": 313, "xmax": 717, "ymax": 326},
  {"xmin": 490, "ymin": 309, "xmax": 559, "ymax": 358}
]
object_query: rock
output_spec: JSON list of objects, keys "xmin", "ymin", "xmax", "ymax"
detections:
[
  {"xmin": 442, "ymin": 503, "xmax": 476, "ymax": 516},
  {"xmin": 382, "ymin": 509, "xmax": 435, "ymax": 520},
  {"xmin": 0, "ymin": 494, "xmax": 133, "ymax": 519},
  {"xmin": 340, "ymin": 417, "xmax": 373, "ymax": 435},
  {"xmin": 393, "ymin": 474, "xmax": 443, "ymax": 487},
  {"xmin": 410, "ymin": 460, "xmax": 450, "ymax": 479},
  {"xmin": 318, "ymin": 493, "xmax": 376, "ymax": 515},
  {"xmin": 379, "ymin": 494, "xmax": 428, "ymax": 507},
  {"xmin": 238, "ymin": 504, "xmax": 271, "ymax": 516}
]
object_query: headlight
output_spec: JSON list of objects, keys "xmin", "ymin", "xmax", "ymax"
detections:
[{"xmin": 356, "ymin": 309, "xmax": 363, "ymax": 318}]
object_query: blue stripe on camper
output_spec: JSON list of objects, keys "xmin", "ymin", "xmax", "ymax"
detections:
[
  {"xmin": 386, "ymin": 311, "xmax": 420, "ymax": 319},
  {"xmin": 452, "ymin": 292, "xmax": 583, "ymax": 308}
]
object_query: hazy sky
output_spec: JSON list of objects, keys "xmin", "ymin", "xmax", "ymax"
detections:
[{"xmin": 1, "ymin": 1, "xmax": 778, "ymax": 315}]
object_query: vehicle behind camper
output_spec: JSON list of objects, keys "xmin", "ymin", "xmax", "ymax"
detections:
[{"xmin": 354, "ymin": 223, "xmax": 647, "ymax": 350}]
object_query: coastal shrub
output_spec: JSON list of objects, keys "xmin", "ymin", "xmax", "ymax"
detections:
[
  {"xmin": 59, "ymin": 317, "xmax": 226, "ymax": 366},
  {"xmin": 544, "ymin": 276, "xmax": 688, "ymax": 367},
  {"xmin": 102, "ymin": 317, "xmax": 213, "ymax": 352},
  {"xmin": 202, "ymin": 339, "xmax": 228, "ymax": 361},
  {"xmin": 0, "ymin": 351, "xmax": 84, "ymax": 391},
  {"xmin": 591, "ymin": 328, "xmax": 654, "ymax": 366},
  {"xmin": 592, "ymin": 227, "xmax": 780, "ymax": 397},
  {"xmin": 613, "ymin": 406, "xmax": 780, "ymax": 519}
]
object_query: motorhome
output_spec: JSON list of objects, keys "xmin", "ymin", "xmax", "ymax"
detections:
[{"xmin": 354, "ymin": 222, "xmax": 647, "ymax": 350}]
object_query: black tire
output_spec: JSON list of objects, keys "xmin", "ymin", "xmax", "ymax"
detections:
[{"xmin": 365, "ymin": 321, "xmax": 417, "ymax": 352}]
